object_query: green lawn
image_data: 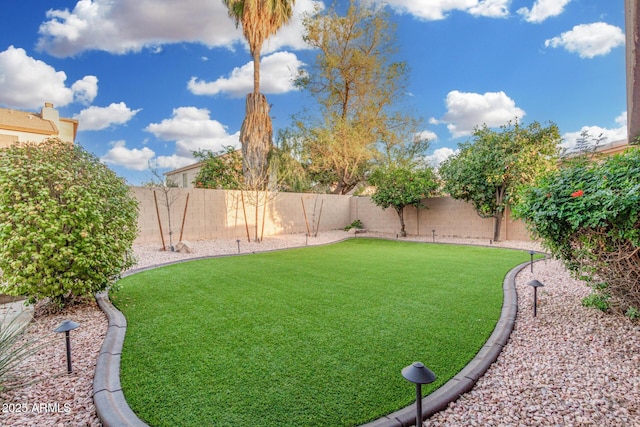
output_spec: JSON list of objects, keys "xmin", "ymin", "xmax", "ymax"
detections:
[{"xmin": 111, "ymin": 238, "xmax": 531, "ymax": 427}]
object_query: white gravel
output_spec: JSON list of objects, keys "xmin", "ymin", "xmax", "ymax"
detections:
[{"xmin": 1, "ymin": 231, "xmax": 638, "ymax": 427}]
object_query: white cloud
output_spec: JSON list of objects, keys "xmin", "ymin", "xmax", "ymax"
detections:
[
  {"xmin": 262, "ymin": 0, "xmax": 324, "ymax": 54},
  {"xmin": 438, "ymin": 90, "xmax": 525, "ymax": 138},
  {"xmin": 517, "ymin": 0, "xmax": 571, "ymax": 23},
  {"xmin": 144, "ymin": 107, "xmax": 240, "ymax": 167},
  {"xmin": 36, "ymin": 0, "xmax": 318, "ymax": 57},
  {"xmin": 545, "ymin": 22, "xmax": 625, "ymax": 58},
  {"xmin": 153, "ymin": 154, "xmax": 201, "ymax": 171},
  {"xmin": 0, "ymin": 46, "xmax": 97, "ymax": 109},
  {"xmin": 425, "ymin": 147, "xmax": 458, "ymax": 168},
  {"xmin": 101, "ymin": 140, "xmax": 155, "ymax": 171},
  {"xmin": 374, "ymin": 0, "xmax": 509, "ymax": 21},
  {"xmin": 188, "ymin": 51, "xmax": 303, "ymax": 97},
  {"xmin": 561, "ymin": 112, "xmax": 628, "ymax": 152},
  {"xmin": 74, "ymin": 102, "xmax": 141, "ymax": 131},
  {"xmin": 468, "ymin": 0, "xmax": 511, "ymax": 18},
  {"xmin": 71, "ymin": 75, "xmax": 98, "ymax": 105},
  {"xmin": 417, "ymin": 130, "xmax": 439, "ymax": 141}
]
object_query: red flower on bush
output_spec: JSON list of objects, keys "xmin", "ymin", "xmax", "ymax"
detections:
[{"xmin": 570, "ymin": 190, "xmax": 584, "ymax": 197}]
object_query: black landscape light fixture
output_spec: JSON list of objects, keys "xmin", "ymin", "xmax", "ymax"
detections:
[
  {"xmin": 54, "ymin": 320, "xmax": 80, "ymax": 374},
  {"xmin": 236, "ymin": 238, "xmax": 241, "ymax": 254},
  {"xmin": 528, "ymin": 250, "xmax": 536, "ymax": 273},
  {"xmin": 402, "ymin": 362, "xmax": 436, "ymax": 427},
  {"xmin": 432, "ymin": 229, "xmax": 436, "ymax": 243},
  {"xmin": 527, "ymin": 280, "xmax": 545, "ymax": 317}
]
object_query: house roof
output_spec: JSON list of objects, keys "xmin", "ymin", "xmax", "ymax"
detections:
[
  {"xmin": 0, "ymin": 107, "xmax": 59, "ymax": 135},
  {"xmin": 164, "ymin": 161, "xmax": 205, "ymax": 176}
]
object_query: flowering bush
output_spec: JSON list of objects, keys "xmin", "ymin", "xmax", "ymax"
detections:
[
  {"xmin": 514, "ymin": 148, "xmax": 640, "ymax": 317},
  {"xmin": 0, "ymin": 139, "xmax": 139, "ymax": 308}
]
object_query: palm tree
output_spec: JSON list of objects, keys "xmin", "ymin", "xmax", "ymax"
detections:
[{"xmin": 222, "ymin": 0, "xmax": 296, "ymax": 189}]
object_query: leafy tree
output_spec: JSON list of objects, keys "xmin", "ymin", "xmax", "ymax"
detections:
[
  {"xmin": 514, "ymin": 148, "xmax": 640, "ymax": 317},
  {"xmin": 369, "ymin": 166, "xmax": 439, "ymax": 237},
  {"xmin": 222, "ymin": 0, "xmax": 296, "ymax": 189},
  {"xmin": 289, "ymin": 0, "xmax": 427, "ymax": 194},
  {"xmin": 439, "ymin": 120, "xmax": 560, "ymax": 241},
  {"xmin": 0, "ymin": 138, "xmax": 138, "ymax": 308},
  {"xmin": 271, "ymin": 129, "xmax": 314, "ymax": 193},
  {"xmin": 193, "ymin": 146, "xmax": 244, "ymax": 189}
]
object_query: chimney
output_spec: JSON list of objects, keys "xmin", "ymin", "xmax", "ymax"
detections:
[{"xmin": 41, "ymin": 102, "xmax": 59, "ymax": 122}]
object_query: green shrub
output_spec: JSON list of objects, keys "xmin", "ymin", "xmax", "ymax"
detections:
[
  {"xmin": 514, "ymin": 148, "xmax": 640, "ymax": 314},
  {"xmin": 625, "ymin": 306, "xmax": 640, "ymax": 321},
  {"xmin": 581, "ymin": 292, "xmax": 610, "ymax": 312},
  {"xmin": 344, "ymin": 219, "xmax": 363, "ymax": 231},
  {"xmin": 0, "ymin": 139, "xmax": 139, "ymax": 308}
]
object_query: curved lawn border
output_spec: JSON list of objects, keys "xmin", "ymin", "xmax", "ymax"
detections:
[{"xmin": 92, "ymin": 242, "xmax": 536, "ymax": 427}]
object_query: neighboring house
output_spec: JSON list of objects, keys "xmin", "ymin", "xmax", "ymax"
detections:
[
  {"xmin": 592, "ymin": 139, "xmax": 632, "ymax": 157},
  {"xmin": 0, "ymin": 103, "xmax": 78, "ymax": 147},
  {"xmin": 564, "ymin": 139, "xmax": 631, "ymax": 160},
  {"xmin": 164, "ymin": 162, "xmax": 204, "ymax": 189},
  {"xmin": 165, "ymin": 148, "xmax": 242, "ymax": 189}
]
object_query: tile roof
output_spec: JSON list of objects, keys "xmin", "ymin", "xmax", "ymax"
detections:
[{"xmin": 0, "ymin": 107, "xmax": 58, "ymax": 135}]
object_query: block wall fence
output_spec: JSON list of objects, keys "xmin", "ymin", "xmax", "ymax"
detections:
[{"xmin": 130, "ymin": 187, "xmax": 531, "ymax": 246}]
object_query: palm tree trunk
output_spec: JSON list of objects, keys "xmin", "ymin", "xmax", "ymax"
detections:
[
  {"xmin": 253, "ymin": 47, "xmax": 261, "ymax": 94},
  {"xmin": 240, "ymin": 93, "xmax": 272, "ymax": 189}
]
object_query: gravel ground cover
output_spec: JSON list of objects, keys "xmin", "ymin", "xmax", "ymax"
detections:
[{"xmin": 1, "ymin": 230, "xmax": 638, "ymax": 427}]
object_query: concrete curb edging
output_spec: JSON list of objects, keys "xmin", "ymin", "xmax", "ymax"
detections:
[
  {"xmin": 93, "ymin": 291, "xmax": 148, "ymax": 427},
  {"xmin": 92, "ymin": 247, "xmax": 533, "ymax": 427}
]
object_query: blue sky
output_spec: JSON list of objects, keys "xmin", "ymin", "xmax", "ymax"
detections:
[{"xmin": 0, "ymin": 0, "xmax": 627, "ymax": 185}]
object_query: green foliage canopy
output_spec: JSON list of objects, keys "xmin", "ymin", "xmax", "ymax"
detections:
[
  {"xmin": 284, "ymin": 0, "xmax": 427, "ymax": 194},
  {"xmin": 513, "ymin": 149, "xmax": 640, "ymax": 314},
  {"xmin": 439, "ymin": 120, "xmax": 560, "ymax": 241},
  {"xmin": 0, "ymin": 139, "xmax": 139, "ymax": 307},
  {"xmin": 193, "ymin": 146, "xmax": 244, "ymax": 190},
  {"xmin": 369, "ymin": 166, "xmax": 438, "ymax": 236}
]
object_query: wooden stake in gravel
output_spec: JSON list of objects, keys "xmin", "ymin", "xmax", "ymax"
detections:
[
  {"xmin": 314, "ymin": 199, "xmax": 324, "ymax": 237},
  {"xmin": 301, "ymin": 197, "xmax": 311, "ymax": 237},
  {"xmin": 241, "ymin": 190, "xmax": 250, "ymax": 243},
  {"xmin": 153, "ymin": 190, "xmax": 166, "ymax": 251},
  {"xmin": 260, "ymin": 190, "xmax": 268, "ymax": 242},
  {"xmin": 179, "ymin": 193, "xmax": 190, "ymax": 242}
]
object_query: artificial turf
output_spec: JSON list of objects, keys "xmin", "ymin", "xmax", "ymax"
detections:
[{"xmin": 110, "ymin": 238, "xmax": 533, "ymax": 427}]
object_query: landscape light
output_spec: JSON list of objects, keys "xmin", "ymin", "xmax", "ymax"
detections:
[
  {"xmin": 402, "ymin": 361, "xmax": 436, "ymax": 427},
  {"xmin": 527, "ymin": 280, "xmax": 545, "ymax": 317},
  {"xmin": 54, "ymin": 320, "xmax": 80, "ymax": 374},
  {"xmin": 529, "ymin": 250, "xmax": 536, "ymax": 273}
]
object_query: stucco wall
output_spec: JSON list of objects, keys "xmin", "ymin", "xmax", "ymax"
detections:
[
  {"xmin": 132, "ymin": 187, "xmax": 532, "ymax": 245},
  {"xmin": 132, "ymin": 187, "xmax": 352, "ymax": 245},
  {"xmin": 350, "ymin": 196, "xmax": 530, "ymax": 241}
]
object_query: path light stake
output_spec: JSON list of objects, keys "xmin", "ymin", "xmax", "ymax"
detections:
[
  {"xmin": 402, "ymin": 362, "xmax": 436, "ymax": 427},
  {"xmin": 527, "ymin": 280, "xmax": 545, "ymax": 317},
  {"xmin": 237, "ymin": 239, "xmax": 241, "ymax": 254},
  {"xmin": 432, "ymin": 229, "xmax": 436, "ymax": 243},
  {"xmin": 529, "ymin": 250, "xmax": 536, "ymax": 273},
  {"xmin": 54, "ymin": 320, "xmax": 80, "ymax": 374}
]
